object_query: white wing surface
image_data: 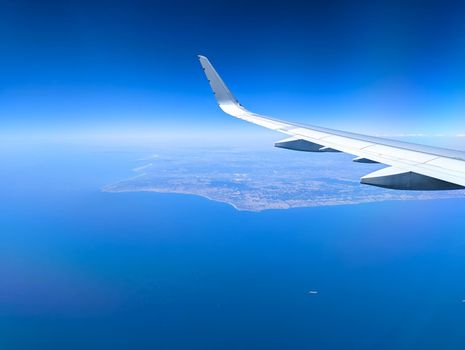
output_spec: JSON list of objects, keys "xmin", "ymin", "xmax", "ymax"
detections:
[{"xmin": 198, "ymin": 55, "xmax": 465, "ymax": 190}]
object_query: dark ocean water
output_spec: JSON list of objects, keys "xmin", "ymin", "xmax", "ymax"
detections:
[{"xmin": 1, "ymin": 144, "xmax": 465, "ymax": 350}]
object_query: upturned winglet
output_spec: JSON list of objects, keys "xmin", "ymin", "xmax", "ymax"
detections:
[{"xmin": 198, "ymin": 55, "xmax": 240, "ymax": 107}]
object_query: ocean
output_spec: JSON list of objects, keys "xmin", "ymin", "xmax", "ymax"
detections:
[{"xmin": 1, "ymin": 143, "xmax": 465, "ymax": 349}]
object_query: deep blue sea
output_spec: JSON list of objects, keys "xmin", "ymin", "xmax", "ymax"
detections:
[{"xmin": 1, "ymin": 143, "xmax": 465, "ymax": 349}]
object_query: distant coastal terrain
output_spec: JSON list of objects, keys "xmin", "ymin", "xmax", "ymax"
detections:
[{"xmin": 103, "ymin": 148, "xmax": 463, "ymax": 211}]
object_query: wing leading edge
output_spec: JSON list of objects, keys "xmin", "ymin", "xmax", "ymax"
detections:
[{"xmin": 198, "ymin": 55, "xmax": 465, "ymax": 190}]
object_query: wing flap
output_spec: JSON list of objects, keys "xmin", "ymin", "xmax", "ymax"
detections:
[
  {"xmin": 361, "ymin": 166, "xmax": 464, "ymax": 190},
  {"xmin": 274, "ymin": 137, "xmax": 325, "ymax": 152}
]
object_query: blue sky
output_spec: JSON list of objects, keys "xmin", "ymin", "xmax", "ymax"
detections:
[{"xmin": 2, "ymin": 0, "xmax": 465, "ymax": 140}]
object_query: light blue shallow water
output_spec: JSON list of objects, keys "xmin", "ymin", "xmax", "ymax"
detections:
[{"xmin": 1, "ymin": 144, "xmax": 465, "ymax": 350}]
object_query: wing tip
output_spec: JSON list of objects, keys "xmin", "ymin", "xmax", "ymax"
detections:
[
  {"xmin": 197, "ymin": 55, "xmax": 209, "ymax": 65},
  {"xmin": 197, "ymin": 55, "xmax": 240, "ymax": 107}
]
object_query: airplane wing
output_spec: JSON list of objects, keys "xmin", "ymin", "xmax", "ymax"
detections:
[{"xmin": 198, "ymin": 55, "xmax": 465, "ymax": 190}]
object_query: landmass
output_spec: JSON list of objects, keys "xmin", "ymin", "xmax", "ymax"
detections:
[{"xmin": 103, "ymin": 147, "xmax": 463, "ymax": 211}]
